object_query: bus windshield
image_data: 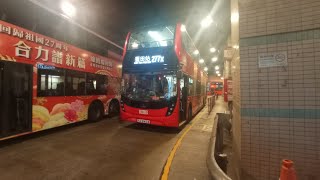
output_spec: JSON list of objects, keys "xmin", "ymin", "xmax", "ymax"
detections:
[
  {"xmin": 128, "ymin": 26, "xmax": 175, "ymax": 50},
  {"xmin": 122, "ymin": 72, "xmax": 177, "ymax": 101}
]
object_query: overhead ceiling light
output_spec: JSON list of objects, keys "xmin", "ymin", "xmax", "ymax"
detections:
[
  {"xmin": 193, "ymin": 50, "xmax": 199, "ymax": 55},
  {"xmin": 218, "ymin": 74, "xmax": 221, "ymax": 77},
  {"xmin": 132, "ymin": 42, "xmax": 139, "ymax": 48},
  {"xmin": 216, "ymin": 71, "xmax": 220, "ymax": 74},
  {"xmin": 215, "ymin": 65, "xmax": 219, "ymax": 70},
  {"xmin": 199, "ymin": 59, "xmax": 204, "ymax": 63},
  {"xmin": 221, "ymin": 77, "xmax": 224, "ymax": 80},
  {"xmin": 210, "ymin": 47, "xmax": 216, "ymax": 53},
  {"xmin": 204, "ymin": 67, "xmax": 208, "ymax": 71},
  {"xmin": 233, "ymin": 45, "xmax": 239, "ymax": 49},
  {"xmin": 60, "ymin": 1, "xmax": 76, "ymax": 17},
  {"xmin": 231, "ymin": 11, "xmax": 239, "ymax": 23},
  {"xmin": 212, "ymin": 57, "xmax": 218, "ymax": 62},
  {"xmin": 201, "ymin": 16, "xmax": 213, "ymax": 28},
  {"xmin": 181, "ymin": 25, "xmax": 186, "ymax": 32}
]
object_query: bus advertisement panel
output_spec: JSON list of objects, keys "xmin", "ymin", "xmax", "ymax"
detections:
[
  {"xmin": 0, "ymin": 20, "xmax": 121, "ymax": 139},
  {"xmin": 121, "ymin": 24, "xmax": 207, "ymax": 128}
]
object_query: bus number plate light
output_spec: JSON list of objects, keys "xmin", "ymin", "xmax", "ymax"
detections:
[{"xmin": 139, "ymin": 110, "xmax": 148, "ymax": 115}]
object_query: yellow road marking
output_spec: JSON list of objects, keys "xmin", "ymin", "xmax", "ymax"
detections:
[{"xmin": 160, "ymin": 112, "xmax": 203, "ymax": 180}]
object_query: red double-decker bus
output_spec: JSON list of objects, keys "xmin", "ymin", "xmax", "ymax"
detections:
[
  {"xmin": 0, "ymin": 20, "xmax": 121, "ymax": 140},
  {"xmin": 208, "ymin": 81, "xmax": 223, "ymax": 96},
  {"xmin": 121, "ymin": 24, "xmax": 207, "ymax": 127}
]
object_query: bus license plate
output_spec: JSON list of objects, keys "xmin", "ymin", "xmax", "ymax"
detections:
[
  {"xmin": 137, "ymin": 119, "xmax": 150, "ymax": 124},
  {"xmin": 139, "ymin": 110, "xmax": 148, "ymax": 115}
]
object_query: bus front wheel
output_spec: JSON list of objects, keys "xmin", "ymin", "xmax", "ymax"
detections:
[{"xmin": 88, "ymin": 102, "xmax": 103, "ymax": 122}]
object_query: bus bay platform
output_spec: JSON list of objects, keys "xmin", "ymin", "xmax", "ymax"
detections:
[
  {"xmin": 167, "ymin": 97, "xmax": 228, "ymax": 180},
  {"xmin": 0, "ymin": 97, "xmax": 228, "ymax": 180}
]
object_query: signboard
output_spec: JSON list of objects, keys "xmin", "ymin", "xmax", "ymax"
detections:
[
  {"xmin": 258, "ymin": 51, "xmax": 287, "ymax": 68},
  {"xmin": 224, "ymin": 79, "xmax": 233, "ymax": 102},
  {"xmin": 224, "ymin": 48, "xmax": 234, "ymax": 60}
]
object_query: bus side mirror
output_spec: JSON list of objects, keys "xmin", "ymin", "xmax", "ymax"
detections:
[{"xmin": 177, "ymin": 71, "xmax": 183, "ymax": 79}]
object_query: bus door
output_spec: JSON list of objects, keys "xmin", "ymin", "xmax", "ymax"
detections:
[
  {"xmin": 0, "ymin": 61, "xmax": 32, "ymax": 138},
  {"xmin": 179, "ymin": 75, "xmax": 188, "ymax": 121}
]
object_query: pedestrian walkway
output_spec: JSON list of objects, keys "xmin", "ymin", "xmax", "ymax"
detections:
[{"xmin": 167, "ymin": 97, "xmax": 228, "ymax": 180}]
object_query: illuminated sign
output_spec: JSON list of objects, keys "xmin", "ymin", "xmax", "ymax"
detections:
[
  {"xmin": 37, "ymin": 64, "xmax": 55, "ymax": 70},
  {"xmin": 134, "ymin": 55, "xmax": 164, "ymax": 64}
]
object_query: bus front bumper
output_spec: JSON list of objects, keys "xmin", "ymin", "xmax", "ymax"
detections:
[{"xmin": 120, "ymin": 111, "xmax": 179, "ymax": 127}]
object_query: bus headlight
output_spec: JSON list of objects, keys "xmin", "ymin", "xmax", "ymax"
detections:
[
  {"xmin": 166, "ymin": 102, "xmax": 175, "ymax": 116},
  {"xmin": 120, "ymin": 100, "xmax": 125, "ymax": 111}
]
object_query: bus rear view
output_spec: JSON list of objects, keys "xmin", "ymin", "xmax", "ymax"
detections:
[{"xmin": 121, "ymin": 24, "xmax": 207, "ymax": 127}]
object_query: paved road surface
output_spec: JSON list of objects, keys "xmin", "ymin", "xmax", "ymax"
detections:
[
  {"xmin": 0, "ymin": 98, "xmax": 227, "ymax": 180},
  {"xmin": 0, "ymin": 118, "xmax": 177, "ymax": 180}
]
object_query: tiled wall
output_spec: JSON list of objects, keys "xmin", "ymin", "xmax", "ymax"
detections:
[
  {"xmin": 239, "ymin": 0, "xmax": 320, "ymax": 38},
  {"xmin": 239, "ymin": 0, "xmax": 320, "ymax": 179}
]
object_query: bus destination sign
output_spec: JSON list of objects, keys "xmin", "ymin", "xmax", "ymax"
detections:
[{"xmin": 134, "ymin": 55, "xmax": 164, "ymax": 64}]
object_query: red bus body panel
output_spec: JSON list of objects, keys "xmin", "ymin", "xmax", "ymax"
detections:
[
  {"xmin": 121, "ymin": 23, "xmax": 208, "ymax": 127},
  {"xmin": 0, "ymin": 20, "xmax": 121, "ymax": 138},
  {"xmin": 121, "ymin": 100, "xmax": 180, "ymax": 127}
]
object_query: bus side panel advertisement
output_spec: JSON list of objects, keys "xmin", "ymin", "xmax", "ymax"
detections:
[
  {"xmin": 0, "ymin": 20, "xmax": 120, "ymax": 75},
  {"xmin": 0, "ymin": 20, "xmax": 122, "ymax": 133}
]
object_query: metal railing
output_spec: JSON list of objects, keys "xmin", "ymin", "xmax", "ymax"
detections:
[
  {"xmin": 207, "ymin": 114, "xmax": 232, "ymax": 180},
  {"xmin": 207, "ymin": 95, "xmax": 215, "ymax": 113}
]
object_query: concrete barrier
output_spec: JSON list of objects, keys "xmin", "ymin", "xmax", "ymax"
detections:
[{"xmin": 207, "ymin": 115, "xmax": 232, "ymax": 180}]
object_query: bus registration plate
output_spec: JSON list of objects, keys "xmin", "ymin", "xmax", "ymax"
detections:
[
  {"xmin": 137, "ymin": 119, "xmax": 150, "ymax": 124},
  {"xmin": 139, "ymin": 110, "xmax": 148, "ymax": 115}
]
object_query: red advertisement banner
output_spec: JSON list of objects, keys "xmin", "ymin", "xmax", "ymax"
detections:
[{"xmin": 0, "ymin": 20, "xmax": 120, "ymax": 76}]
